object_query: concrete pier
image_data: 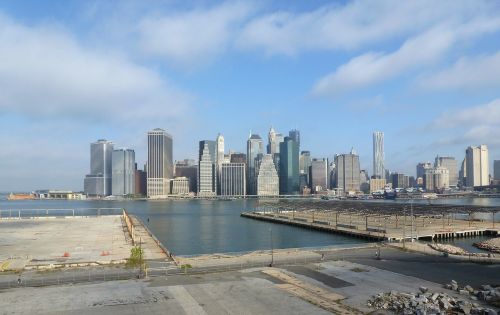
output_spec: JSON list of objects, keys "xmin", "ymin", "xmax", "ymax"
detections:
[
  {"xmin": 241, "ymin": 211, "xmax": 499, "ymax": 242},
  {"xmin": 0, "ymin": 209, "xmax": 169, "ymax": 271}
]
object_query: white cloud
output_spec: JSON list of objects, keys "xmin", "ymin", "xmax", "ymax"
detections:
[
  {"xmin": 137, "ymin": 2, "xmax": 252, "ymax": 67},
  {"xmin": 418, "ymin": 51, "xmax": 500, "ymax": 90},
  {"xmin": 237, "ymin": 0, "xmax": 495, "ymax": 55},
  {"xmin": 311, "ymin": 16, "xmax": 500, "ymax": 97},
  {"xmin": 426, "ymin": 99, "xmax": 500, "ymax": 148},
  {"xmin": 0, "ymin": 14, "xmax": 192, "ymax": 125},
  {"xmin": 430, "ymin": 99, "xmax": 500, "ymax": 129}
]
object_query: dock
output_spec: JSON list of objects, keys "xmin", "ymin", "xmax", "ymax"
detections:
[
  {"xmin": 0, "ymin": 208, "xmax": 170, "ymax": 271},
  {"xmin": 241, "ymin": 210, "xmax": 499, "ymax": 242}
]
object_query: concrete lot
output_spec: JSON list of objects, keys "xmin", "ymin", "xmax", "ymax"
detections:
[
  {"xmin": 0, "ymin": 273, "xmax": 332, "ymax": 315},
  {"xmin": 0, "ymin": 216, "xmax": 132, "ymax": 269},
  {"xmin": 0, "ymin": 247, "xmax": 499, "ymax": 314}
]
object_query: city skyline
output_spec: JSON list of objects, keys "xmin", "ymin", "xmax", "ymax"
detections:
[{"xmin": 0, "ymin": 1, "xmax": 499, "ymax": 191}]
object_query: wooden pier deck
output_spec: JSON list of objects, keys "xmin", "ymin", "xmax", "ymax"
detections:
[{"xmin": 241, "ymin": 211, "xmax": 499, "ymax": 242}]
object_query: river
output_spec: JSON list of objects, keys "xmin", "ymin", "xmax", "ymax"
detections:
[{"xmin": 0, "ymin": 196, "xmax": 498, "ymax": 255}]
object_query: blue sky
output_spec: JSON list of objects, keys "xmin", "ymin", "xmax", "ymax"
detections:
[{"xmin": 0, "ymin": 0, "xmax": 499, "ymax": 191}]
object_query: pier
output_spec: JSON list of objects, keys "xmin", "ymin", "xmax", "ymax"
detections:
[
  {"xmin": 242, "ymin": 200, "xmax": 499, "ymax": 242},
  {"xmin": 0, "ymin": 208, "xmax": 170, "ymax": 271}
]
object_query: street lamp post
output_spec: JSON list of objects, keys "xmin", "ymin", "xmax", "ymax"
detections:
[
  {"xmin": 410, "ymin": 199, "xmax": 414, "ymax": 242},
  {"xmin": 269, "ymin": 228, "xmax": 274, "ymax": 267},
  {"xmin": 403, "ymin": 206, "xmax": 406, "ymax": 249}
]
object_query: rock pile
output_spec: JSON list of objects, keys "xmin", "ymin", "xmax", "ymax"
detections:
[
  {"xmin": 428, "ymin": 243, "xmax": 496, "ymax": 258},
  {"xmin": 444, "ymin": 280, "xmax": 500, "ymax": 308},
  {"xmin": 429, "ymin": 243, "xmax": 467, "ymax": 255},
  {"xmin": 367, "ymin": 284, "xmax": 499, "ymax": 314},
  {"xmin": 474, "ymin": 238, "xmax": 500, "ymax": 254}
]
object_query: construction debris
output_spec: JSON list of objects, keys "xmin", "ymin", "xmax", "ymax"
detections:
[
  {"xmin": 367, "ymin": 282, "xmax": 500, "ymax": 315},
  {"xmin": 428, "ymin": 243, "xmax": 497, "ymax": 258},
  {"xmin": 474, "ymin": 238, "xmax": 500, "ymax": 254}
]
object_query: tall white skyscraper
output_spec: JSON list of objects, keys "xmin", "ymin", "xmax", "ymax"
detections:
[
  {"xmin": 335, "ymin": 148, "xmax": 361, "ymax": 194},
  {"xmin": 247, "ymin": 133, "xmax": 264, "ymax": 195},
  {"xmin": 198, "ymin": 143, "xmax": 216, "ymax": 196},
  {"xmin": 465, "ymin": 144, "xmax": 489, "ymax": 187},
  {"xmin": 147, "ymin": 128, "xmax": 173, "ymax": 197},
  {"xmin": 373, "ymin": 131, "xmax": 384, "ymax": 179},
  {"xmin": 435, "ymin": 156, "xmax": 458, "ymax": 187},
  {"xmin": 112, "ymin": 148, "xmax": 135, "ymax": 196},
  {"xmin": 257, "ymin": 154, "xmax": 279, "ymax": 196},
  {"xmin": 267, "ymin": 127, "xmax": 284, "ymax": 155},
  {"xmin": 216, "ymin": 133, "xmax": 224, "ymax": 194}
]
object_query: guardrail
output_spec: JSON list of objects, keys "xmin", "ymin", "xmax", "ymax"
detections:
[
  {"xmin": 0, "ymin": 267, "xmax": 141, "ymax": 290},
  {"xmin": 0, "ymin": 208, "xmax": 124, "ymax": 219},
  {"xmin": 122, "ymin": 209, "xmax": 137, "ymax": 245}
]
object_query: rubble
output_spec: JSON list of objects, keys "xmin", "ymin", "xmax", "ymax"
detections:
[
  {"xmin": 428, "ymin": 243, "xmax": 467, "ymax": 255},
  {"xmin": 367, "ymin": 281, "xmax": 500, "ymax": 315},
  {"xmin": 428, "ymin": 243, "xmax": 497, "ymax": 258},
  {"xmin": 474, "ymin": 238, "xmax": 500, "ymax": 254},
  {"xmin": 444, "ymin": 280, "xmax": 500, "ymax": 308}
]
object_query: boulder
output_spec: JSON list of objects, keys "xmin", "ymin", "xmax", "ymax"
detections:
[{"xmin": 464, "ymin": 285, "xmax": 474, "ymax": 293}]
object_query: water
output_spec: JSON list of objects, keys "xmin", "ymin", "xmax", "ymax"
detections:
[
  {"xmin": 424, "ymin": 236, "xmax": 493, "ymax": 253},
  {"xmin": 0, "ymin": 198, "xmax": 365, "ymax": 255},
  {"xmin": 1, "ymin": 196, "xmax": 498, "ymax": 255}
]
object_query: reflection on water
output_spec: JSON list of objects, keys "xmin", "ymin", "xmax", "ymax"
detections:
[
  {"xmin": 0, "ymin": 198, "xmax": 366, "ymax": 255},
  {"xmin": 0, "ymin": 197, "xmax": 498, "ymax": 255}
]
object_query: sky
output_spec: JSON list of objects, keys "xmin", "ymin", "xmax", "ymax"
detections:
[{"xmin": 0, "ymin": 0, "xmax": 499, "ymax": 192}]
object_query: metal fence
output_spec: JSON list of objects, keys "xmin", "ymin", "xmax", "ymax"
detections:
[
  {"xmin": 0, "ymin": 267, "xmax": 141, "ymax": 290},
  {"xmin": 0, "ymin": 208, "xmax": 124, "ymax": 219}
]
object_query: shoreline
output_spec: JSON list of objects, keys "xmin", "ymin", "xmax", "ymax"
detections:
[{"xmin": 3, "ymin": 193, "xmax": 500, "ymax": 202}]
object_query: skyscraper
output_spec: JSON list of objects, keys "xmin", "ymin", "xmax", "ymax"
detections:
[
  {"xmin": 459, "ymin": 158, "xmax": 467, "ymax": 186},
  {"xmin": 494, "ymin": 160, "xmax": 500, "ymax": 180},
  {"xmin": 288, "ymin": 129, "xmax": 300, "ymax": 148},
  {"xmin": 112, "ymin": 148, "xmax": 135, "ymax": 196},
  {"xmin": 134, "ymin": 163, "xmax": 147, "ymax": 196},
  {"xmin": 435, "ymin": 156, "xmax": 458, "ymax": 187},
  {"xmin": 299, "ymin": 151, "xmax": 312, "ymax": 177},
  {"xmin": 372, "ymin": 131, "xmax": 384, "ymax": 179},
  {"xmin": 147, "ymin": 128, "xmax": 173, "ymax": 197},
  {"xmin": 84, "ymin": 139, "xmax": 114, "ymax": 197},
  {"xmin": 198, "ymin": 140, "xmax": 216, "ymax": 163},
  {"xmin": 310, "ymin": 158, "xmax": 328, "ymax": 193},
  {"xmin": 335, "ymin": 149, "xmax": 360, "ymax": 194},
  {"xmin": 279, "ymin": 136, "xmax": 300, "ymax": 195},
  {"xmin": 220, "ymin": 163, "xmax": 246, "ymax": 196},
  {"xmin": 425, "ymin": 167, "xmax": 450, "ymax": 191},
  {"xmin": 465, "ymin": 145, "xmax": 489, "ymax": 187},
  {"xmin": 230, "ymin": 153, "xmax": 246, "ymax": 164},
  {"xmin": 175, "ymin": 160, "xmax": 198, "ymax": 193},
  {"xmin": 247, "ymin": 134, "xmax": 264, "ymax": 195},
  {"xmin": 216, "ymin": 134, "xmax": 225, "ymax": 194},
  {"xmin": 198, "ymin": 143, "xmax": 216, "ymax": 196},
  {"xmin": 199, "ymin": 140, "xmax": 217, "ymax": 194},
  {"xmin": 267, "ymin": 127, "xmax": 284, "ymax": 155},
  {"xmin": 391, "ymin": 172, "xmax": 408, "ymax": 189},
  {"xmin": 416, "ymin": 162, "xmax": 432, "ymax": 179},
  {"xmin": 257, "ymin": 154, "xmax": 279, "ymax": 196}
]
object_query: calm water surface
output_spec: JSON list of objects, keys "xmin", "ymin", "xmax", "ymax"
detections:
[
  {"xmin": 0, "ymin": 198, "xmax": 367, "ymax": 255},
  {"xmin": 0, "ymin": 196, "xmax": 498, "ymax": 255}
]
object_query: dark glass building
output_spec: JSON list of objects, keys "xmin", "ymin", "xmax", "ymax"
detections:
[{"xmin": 279, "ymin": 137, "xmax": 300, "ymax": 195}]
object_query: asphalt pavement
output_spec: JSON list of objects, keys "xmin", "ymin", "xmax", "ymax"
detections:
[{"xmin": 324, "ymin": 246, "xmax": 500, "ymax": 287}]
